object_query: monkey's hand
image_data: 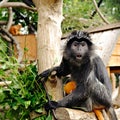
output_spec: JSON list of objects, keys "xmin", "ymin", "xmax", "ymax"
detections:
[
  {"xmin": 37, "ymin": 70, "xmax": 50, "ymax": 79},
  {"xmin": 36, "ymin": 68, "xmax": 58, "ymax": 82},
  {"xmin": 44, "ymin": 101, "xmax": 59, "ymax": 112}
]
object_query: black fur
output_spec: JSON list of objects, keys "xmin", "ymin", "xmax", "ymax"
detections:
[{"xmin": 38, "ymin": 30, "xmax": 117, "ymax": 120}]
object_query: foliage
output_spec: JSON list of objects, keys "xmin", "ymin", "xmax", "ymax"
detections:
[
  {"xmin": 0, "ymin": 38, "xmax": 51, "ymax": 120},
  {"xmin": 62, "ymin": 0, "xmax": 120, "ymax": 33},
  {"xmin": 103, "ymin": 0, "xmax": 120, "ymax": 21},
  {"xmin": 0, "ymin": 8, "xmax": 8, "ymax": 21},
  {"xmin": 0, "ymin": 0, "xmax": 38, "ymax": 34},
  {"xmin": 62, "ymin": 0, "xmax": 94, "ymax": 33},
  {"xmin": 0, "ymin": 0, "xmax": 120, "ymax": 34}
]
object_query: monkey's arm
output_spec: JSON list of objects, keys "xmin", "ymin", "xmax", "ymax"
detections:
[
  {"xmin": 23, "ymin": 0, "xmax": 35, "ymax": 7},
  {"xmin": 58, "ymin": 87, "xmax": 87, "ymax": 107},
  {"xmin": 37, "ymin": 58, "xmax": 70, "ymax": 81},
  {"xmin": 45, "ymin": 84, "xmax": 88, "ymax": 111},
  {"xmin": 93, "ymin": 56, "xmax": 112, "ymax": 93}
]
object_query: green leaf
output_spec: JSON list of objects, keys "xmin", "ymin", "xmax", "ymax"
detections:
[
  {"xmin": 24, "ymin": 101, "xmax": 31, "ymax": 109},
  {"xmin": 0, "ymin": 89, "xmax": 5, "ymax": 102},
  {"xmin": 35, "ymin": 108, "xmax": 43, "ymax": 113},
  {"xmin": 13, "ymin": 105, "xmax": 18, "ymax": 110},
  {"xmin": 46, "ymin": 112, "xmax": 52, "ymax": 120}
]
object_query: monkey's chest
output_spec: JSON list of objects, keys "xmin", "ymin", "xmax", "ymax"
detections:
[
  {"xmin": 70, "ymin": 64, "xmax": 93, "ymax": 81},
  {"xmin": 70, "ymin": 69, "xmax": 92, "ymax": 83}
]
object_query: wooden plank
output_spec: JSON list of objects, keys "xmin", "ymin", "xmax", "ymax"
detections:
[
  {"xmin": 110, "ymin": 67, "xmax": 120, "ymax": 73},
  {"xmin": 111, "ymin": 69, "xmax": 120, "ymax": 73},
  {"xmin": 108, "ymin": 55, "xmax": 120, "ymax": 66},
  {"xmin": 117, "ymin": 37, "xmax": 120, "ymax": 44},
  {"xmin": 112, "ymin": 44, "xmax": 120, "ymax": 55},
  {"xmin": 108, "ymin": 36, "xmax": 120, "ymax": 66},
  {"xmin": 14, "ymin": 34, "xmax": 37, "ymax": 62},
  {"xmin": 87, "ymin": 22, "xmax": 120, "ymax": 33},
  {"xmin": 62, "ymin": 24, "xmax": 120, "ymax": 40}
]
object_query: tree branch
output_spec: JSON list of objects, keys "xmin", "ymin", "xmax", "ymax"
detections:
[
  {"xmin": 91, "ymin": 0, "xmax": 103, "ymax": 18},
  {"xmin": 0, "ymin": 0, "xmax": 8, "ymax": 5},
  {"xmin": 0, "ymin": 27, "xmax": 23, "ymax": 63},
  {"xmin": 92, "ymin": 0, "xmax": 110, "ymax": 24},
  {"xmin": 0, "ymin": 21, "xmax": 8, "ymax": 25},
  {"xmin": 6, "ymin": 7, "xmax": 13, "ymax": 31},
  {"xmin": 0, "ymin": 1, "xmax": 37, "ymax": 11},
  {"xmin": 0, "ymin": 33, "xmax": 11, "ymax": 42}
]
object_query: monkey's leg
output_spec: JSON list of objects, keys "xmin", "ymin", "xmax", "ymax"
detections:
[{"xmin": 93, "ymin": 109, "xmax": 104, "ymax": 120}]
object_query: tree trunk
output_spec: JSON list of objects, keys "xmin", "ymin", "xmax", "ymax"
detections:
[
  {"xmin": 33, "ymin": 0, "xmax": 63, "ymax": 73},
  {"xmin": 33, "ymin": 0, "xmax": 63, "ymax": 100}
]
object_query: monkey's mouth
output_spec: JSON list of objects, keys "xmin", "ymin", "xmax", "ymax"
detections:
[{"xmin": 76, "ymin": 54, "xmax": 82, "ymax": 60}]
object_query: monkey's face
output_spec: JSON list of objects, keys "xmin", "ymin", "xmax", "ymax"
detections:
[{"xmin": 70, "ymin": 40, "xmax": 89, "ymax": 61}]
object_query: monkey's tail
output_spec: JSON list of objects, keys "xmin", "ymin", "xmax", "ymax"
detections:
[{"xmin": 106, "ymin": 107, "xmax": 118, "ymax": 120}]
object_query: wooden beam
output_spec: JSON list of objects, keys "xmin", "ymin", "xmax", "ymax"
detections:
[
  {"xmin": 87, "ymin": 22, "xmax": 120, "ymax": 33},
  {"xmin": 110, "ymin": 67, "xmax": 120, "ymax": 73}
]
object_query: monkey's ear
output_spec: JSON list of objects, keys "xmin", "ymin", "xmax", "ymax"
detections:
[{"xmin": 44, "ymin": 101, "xmax": 58, "ymax": 112}]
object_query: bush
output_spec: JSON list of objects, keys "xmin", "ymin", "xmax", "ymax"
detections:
[{"xmin": 0, "ymin": 38, "xmax": 51, "ymax": 120}]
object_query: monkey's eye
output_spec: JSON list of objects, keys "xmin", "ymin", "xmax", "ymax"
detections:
[
  {"xmin": 74, "ymin": 43, "xmax": 78, "ymax": 47},
  {"xmin": 81, "ymin": 41, "xmax": 86, "ymax": 46},
  {"xmin": 81, "ymin": 43, "xmax": 85, "ymax": 46},
  {"xmin": 72, "ymin": 42, "xmax": 78, "ymax": 47}
]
